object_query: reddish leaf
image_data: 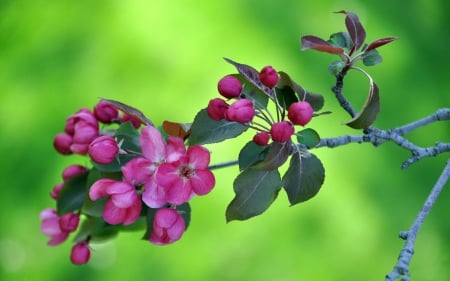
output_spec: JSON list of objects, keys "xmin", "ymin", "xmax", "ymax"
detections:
[
  {"xmin": 365, "ymin": 37, "xmax": 399, "ymax": 52},
  {"xmin": 336, "ymin": 11, "xmax": 366, "ymax": 54},
  {"xmin": 301, "ymin": 35, "xmax": 344, "ymax": 55},
  {"xmin": 101, "ymin": 98, "xmax": 154, "ymax": 126},
  {"xmin": 343, "ymin": 81, "xmax": 380, "ymax": 129},
  {"xmin": 162, "ymin": 121, "xmax": 191, "ymax": 140}
]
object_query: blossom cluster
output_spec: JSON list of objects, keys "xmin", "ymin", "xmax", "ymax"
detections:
[
  {"xmin": 41, "ymin": 100, "xmax": 215, "ymax": 265},
  {"xmin": 207, "ymin": 65, "xmax": 315, "ymax": 146}
]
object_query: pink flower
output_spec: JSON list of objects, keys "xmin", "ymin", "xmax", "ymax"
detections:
[
  {"xmin": 270, "ymin": 121, "xmax": 294, "ymax": 142},
  {"xmin": 88, "ymin": 136, "xmax": 119, "ymax": 164},
  {"xmin": 61, "ymin": 108, "xmax": 100, "ymax": 155},
  {"xmin": 150, "ymin": 208, "xmax": 185, "ymax": 245},
  {"xmin": 207, "ymin": 98, "xmax": 229, "ymax": 121},
  {"xmin": 40, "ymin": 209, "xmax": 78, "ymax": 246},
  {"xmin": 224, "ymin": 99, "xmax": 255, "ymax": 124},
  {"xmin": 70, "ymin": 121, "xmax": 99, "ymax": 154},
  {"xmin": 156, "ymin": 145, "xmax": 215, "ymax": 205},
  {"xmin": 253, "ymin": 131, "xmax": 270, "ymax": 146},
  {"xmin": 94, "ymin": 100, "xmax": 119, "ymax": 124},
  {"xmin": 217, "ymin": 75, "xmax": 242, "ymax": 99},
  {"xmin": 287, "ymin": 101, "xmax": 314, "ymax": 126},
  {"xmin": 70, "ymin": 242, "xmax": 91, "ymax": 265},
  {"xmin": 89, "ymin": 179, "xmax": 141, "ymax": 225},
  {"xmin": 62, "ymin": 165, "xmax": 88, "ymax": 181},
  {"xmin": 259, "ymin": 66, "xmax": 279, "ymax": 88},
  {"xmin": 53, "ymin": 133, "xmax": 73, "ymax": 155},
  {"xmin": 64, "ymin": 108, "xmax": 98, "ymax": 135}
]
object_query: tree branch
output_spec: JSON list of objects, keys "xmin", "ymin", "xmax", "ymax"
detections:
[{"xmin": 384, "ymin": 160, "xmax": 450, "ymax": 281}]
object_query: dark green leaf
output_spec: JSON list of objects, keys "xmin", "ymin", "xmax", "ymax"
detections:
[
  {"xmin": 328, "ymin": 61, "xmax": 347, "ymax": 75},
  {"xmin": 296, "ymin": 128, "xmax": 321, "ymax": 148},
  {"xmin": 328, "ymin": 32, "xmax": 353, "ymax": 50},
  {"xmin": 188, "ymin": 108, "xmax": 248, "ymax": 145},
  {"xmin": 226, "ymin": 168, "xmax": 281, "ymax": 222},
  {"xmin": 73, "ymin": 216, "xmax": 119, "ymax": 243},
  {"xmin": 343, "ymin": 81, "xmax": 380, "ymax": 129},
  {"xmin": 57, "ymin": 172, "xmax": 89, "ymax": 215},
  {"xmin": 362, "ymin": 49, "xmax": 383, "ymax": 66},
  {"xmin": 282, "ymin": 152, "xmax": 325, "ymax": 205},
  {"xmin": 142, "ymin": 207, "xmax": 158, "ymax": 240},
  {"xmin": 238, "ymin": 141, "xmax": 267, "ymax": 171},
  {"xmin": 92, "ymin": 154, "xmax": 136, "ymax": 173},
  {"xmin": 253, "ymin": 141, "xmax": 291, "ymax": 171},
  {"xmin": 240, "ymin": 81, "xmax": 269, "ymax": 110},
  {"xmin": 177, "ymin": 203, "xmax": 191, "ymax": 230},
  {"xmin": 276, "ymin": 85, "xmax": 298, "ymax": 111},
  {"xmin": 277, "ymin": 72, "xmax": 324, "ymax": 111},
  {"xmin": 301, "ymin": 35, "xmax": 345, "ymax": 54}
]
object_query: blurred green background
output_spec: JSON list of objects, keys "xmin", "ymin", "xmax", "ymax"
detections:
[{"xmin": 1, "ymin": 0, "xmax": 449, "ymax": 280}]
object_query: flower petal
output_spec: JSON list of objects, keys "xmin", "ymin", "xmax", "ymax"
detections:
[
  {"xmin": 140, "ymin": 126, "xmax": 166, "ymax": 162},
  {"xmin": 111, "ymin": 190, "xmax": 138, "ymax": 208},
  {"xmin": 122, "ymin": 198, "xmax": 142, "ymax": 225},
  {"xmin": 155, "ymin": 163, "xmax": 179, "ymax": 187},
  {"xmin": 190, "ymin": 169, "xmax": 215, "ymax": 195},
  {"xmin": 165, "ymin": 136, "xmax": 186, "ymax": 162},
  {"xmin": 187, "ymin": 146, "xmax": 210, "ymax": 169},
  {"xmin": 89, "ymin": 179, "xmax": 116, "ymax": 200},
  {"xmin": 122, "ymin": 157, "xmax": 154, "ymax": 185},
  {"xmin": 165, "ymin": 178, "xmax": 192, "ymax": 205},
  {"xmin": 142, "ymin": 177, "xmax": 167, "ymax": 208},
  {"xmin": 103, "ymin": 200, "xmax": 126, "ymax": 225}
]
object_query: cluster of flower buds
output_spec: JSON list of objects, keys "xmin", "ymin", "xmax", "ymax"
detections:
[
  {"xmin": 41, "ymin": 100, "xmax": 216, "ymax": 265},
  {"xmin": 207, "ymin": 65, "xmax": 315, "ymax": 146}
]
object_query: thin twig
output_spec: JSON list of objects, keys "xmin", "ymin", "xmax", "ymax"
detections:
[{"xmin": 384, "ymin": 160, "xmax": 450, "ymax": 281}]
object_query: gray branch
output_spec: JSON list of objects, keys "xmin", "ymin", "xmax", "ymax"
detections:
[{"xmin": 384, "ymin": 160, "xmax": 450, "ymax": 281}]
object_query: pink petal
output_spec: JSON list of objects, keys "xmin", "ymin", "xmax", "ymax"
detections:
[
  {"xmin": 40, "ymin": 208, "xmax": 58, "ymax": 221},
  {"xmin": 140, "ymin": 126, "xmax": 166, "ymax": 162},
  {"xmin": 155, "ymin": 163, "xmax": 180, "ymax": 187},
  {"xmin": 103, "ymin": 200, "xmax": 126, "ymax": 225},
  {"xmin": 48, "ymin": 232, "xmax": 69, "ymax": 246},
  {"xmin": 89, "ymin": 179, "xmax": 116, "ymax": 200},
  {"xmin": 190, "ymin": 169, "xmax": 215, "ymax": 195},
  {"xmin": 165, "ymin": 136, "xmax": 186, "ymax": 162},
  {"xmin": 105, "ymin": 181, "xmax": 134, "ymax": 195},
  {"xmin": 142, "ymin": 177, "xmax": 167, "ymax": 208},
  {"xmin": 187, "ymin": 146, "xmax": 210, "ymax": 169},
  {"xmin": 165, "ymin": 178, "xmax": 192, "ymax": 205},
  {"xmin": 111, "ymin": 190, "xmax": 138, "ymax": 208},
  {"xmin": 41, "ymin": 217, "xmax": 62, "ymax": 236},
  {"xmin": 122, "ymin": 199, "xmax": 142, "ymax": 225},
  {"xmin": 122, "ymin": 157, "xmax": 154, "ymax": 185}
]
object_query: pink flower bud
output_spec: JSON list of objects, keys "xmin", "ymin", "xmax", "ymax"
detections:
[
  {"xmin": 59, "ymin": 213, "xmax": 80, "ymax": 232},
  {"xmin": 94, "ymin": 100, "xmax": 119, "ymax": 124},
  {"xmin": 150, "ymin": 208, "xmax": 185, "ymax": 245},
  {"xmin": 207, "ymin": 98, "xmax": 229, "ymax": 121},
  {"xmin": 88, "ymin": 136, "xmax": 119, "ymax": 164},
  {"xmin": 53, "ymin": 133, "xmax": 73, "ymax": 155},
  {"xmin": 65, "ymin": 108, "xmax": 98, "ymax": 135},
  {"xmin": 224, "ymin": 99, "xmax": 255, "ymax": 124},
  {"xmin": 71, "ymin": 121, "xmax": 99, "ymax": 155},
  {"xmin": 287, "ymin": 101, "xmax": 314, "ymax": 126},
  {"xmin": 270, "ymin": 121, "xmax": 294, "ymax": 142},
  {"xmin": 217, "ymin": 75, "xmax": 243, "ymax": 99},
  {"xmin": 259, "ymin": 66, "xmax": 279, "ymax": 88},
  {"xmin": 50, "ymin": 183, "xmax": 63, "ymax": 200},
  {"xmin": 70, "ymin": 242, "xmax": 91, "ymax": 265},
  {"xmin": 62, "ymin": 165, "xmax": 88, "ymax": 181},
  {"xmin": 253, "ymin": 131, "xmax": 270, "ymax": 146},
  {"xmin": 121, "ymin": 113, "xmax": 142, "ymax": 129},
  {"xmin": 40, "ymin": 208, "xmax": 69, "ymax": 246}
]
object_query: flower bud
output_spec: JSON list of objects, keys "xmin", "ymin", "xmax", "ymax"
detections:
[
  {"xmin": 121, "ymin": 113, "xmax": 142, "ymax": 129},
  {"xmin": 259, "ymin": 66, "xmax": 279, "ymax": 88},
  {"xmin": 224, "ymin": 99, "xmax": 255, "ymax": 124},
  {"xmin": 65, "ymin": 108, "xmax": 98, "ymax": 135},
  {"xmin": 207, "ymin": 98, "xmax": 229, "ymax": 121},
  {"xmin": 70, "ymin": 242, "xmax": 91, "ymax": 265},
  {"xmin": 50, "ymin": 183, "xmax": 63, "ymax": 200},
  {"xmin": 287, "ymin": 101, "xmax": 314, "ymax": 126},
  {"xmin": 217, "ymin": 75, "xmax": 242, "ymax": 99},
  {"xmin": 88, "ymin": 136, "xmax": 119, "ymax": 164},
  {"xmin": 71, "ymin": 121, "xmax": 99, "ymax": 154},
  {"xmin": 253, "ymin": 131, "xmax": 270, "ymax": 146},
  {"xmin": 94, "ymin": 100, "xmax": 119, "ymax": 124},
  {"xmin": 53, "ymin": 133, "xmax": 73, "ymax": 155},
  {"xmin": 270, "ymin": 121, "xmax": 294, "ymax": 142},
  {"xmin": 62, "ymin": 165, "xmax": 88, "ymax": 181},
  {"xmin": 150, "ymin": 208, "xmax": 185, "ymax": 245},
  {"xmin": 59, "ymin": 213, "xmax": 80, "ymax": 232}
]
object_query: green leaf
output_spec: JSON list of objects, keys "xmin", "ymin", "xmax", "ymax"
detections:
[
  {"xmin": 238, "ymin": 141, "xmax": 267, "ymax": 171},
  {"xmin": 296, "ymin": 128, "xmax": 321, "ymax": 148},
  {"xmin": 226, "ymin": 168, "xmax": 282, "ymax": 222},
  {"xmin": 92, "ymin": 154, "xmax": 136, "ymax": 173},
  {"xmin": 343, "ymin": 81, "xmax": 380, "ymax": 129},
  {"xmin": 188, "ymin": 108, "xmax": 248, "ymax": 145},
  {"xmin": 328, "ymin": 61, "xmax": 346, "ymax": 75},
  {"xmin": 57, "ymin": 171, "xmax": 89, "ymax": 215},
  {"xmin": 115, "ymin": 121, "xmax": 141, "ymax": 151},
  {"xmin": 177, "ymin": 203, "xmax": 191, "ymax": 230},
  {"xmin": 236, "ymin": 76, "xmax": 269, "ymax": 110},
  {"xmin": 328, "ymin": 32, "xmax": 353, "ymax": 50},
  {"xmin": 277, "ymin": 71, "xmax": 324, "ymax": 111},
  {"xmin": 275, "ymin": 85, "xmax": 298, "ymax": 111},
  {"xmin": 282, "ymin": 152, "xmax": 325, "ymax": 205},
  {"xmin": 362, "ymin": 49, "xmax": 383, "ymax": 66},
  {"xmin": 253, "ymin": 141, "xmax": 291, "ymax": 171},
  {"xmin": 142, "ymin": 203, "xmax": 191, "ymax": 240},
  {"xmin": 73, "ymin": 216, "xmax": 119, "ymax": 243}
]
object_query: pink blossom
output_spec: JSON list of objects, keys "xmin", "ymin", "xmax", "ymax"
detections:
[
  {"xmin": 94, "ymin": 100, "xmax": 119, "ymax": 124},
  {"xmin": 270, "ymin": 121, "xmax": 294, "ymax": 142},
  {"xmin": 53, "ymin": 133, "xmax": 73, "ymax": 155},
  {"xmin": 64, "ymin": 108, "xmax": 98, "ymax": 135},
  {"xmin": 287, "ymin": 101, "xmax": 314, "ymax": 126},
  {"xmin": 207, "ymin": 98, "xmax": 229, "ymax": 121},
  {"xmin": 59, "ymin": 213, "xmax": 80, "ymax": 232},
  {"xmin": 224, "ymin": 99, "xmax": 255, "ymax": 124},
  {"xmin": 40, "ymin": 209, "xmax": 72, "ymax": 246},
  {"xmin": 70, "ymin": 242, "xmax": 91, "ymax": 265},
  {"xmin": 150, "ymin": 208, "xmax": 185, "ymax": 245},
  {"xmin": 88, "ymin": 136, "xmax": 119, "ymax": 164},
  {"xmin": 217, "ymin": 75, "xmax": 243, "ymax": 99},
  {"xmin": 259, "ymin": 66, "xmax": 279, "ymax": 88},
  {"xmin": 156, "ymin": 145, "xmax": 215, "ymax": 205},
  {"xmin": 89, "ymin": 179, "xmax": 141, "ymax": 225},
  {"xmin": 70, "ymin": 121, "xmax": 99, "ymax": 154}
]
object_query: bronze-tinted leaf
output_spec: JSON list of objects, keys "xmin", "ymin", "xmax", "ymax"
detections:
[
  {"xmin": 301, "ymin": 35, "xmax": 344, "ymax": 55},
  {"xmin": 365, "ymin": 37, "xmax": 399, "ymax": 52},
  {"xmin": 101, "ymin": 98, "xmax": 154, "ymax": 126},
  {"xmin": 335, "ymin": 11, "xmax": 366, "ymax": 54},
  {"xmin": 162, "ymin": 120, "xmax": 191, "ymax": 140},
  {"xmin": 343, "ymin": 81, "xmax": 380, "ymax": 129}
]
